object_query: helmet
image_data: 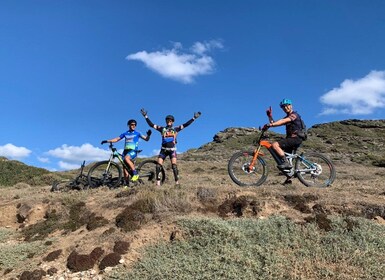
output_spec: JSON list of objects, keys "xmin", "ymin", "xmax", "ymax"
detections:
[
  {"xmin": 127, "ymin": 119, "xmax": 137, "ymax": 126},
  {"xmin": 280, "ymin": 98, "xmax": 292, "ymax": 107},
  {"xmin": 165, "ymin": 115, "xmax": 175, "ymax": 122}
]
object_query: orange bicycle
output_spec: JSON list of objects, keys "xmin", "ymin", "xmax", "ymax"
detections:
[{"xmin": 228, "ymin": 126, "xmax": 336, "ymax": 187}]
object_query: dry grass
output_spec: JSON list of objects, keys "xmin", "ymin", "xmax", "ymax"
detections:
[{"xmin": 1, "ymin": 157, "xmax": 385, "ymax": 278}]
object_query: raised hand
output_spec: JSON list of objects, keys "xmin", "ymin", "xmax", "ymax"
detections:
[
  {"xmin": 262, "ymin": 124, "xmax": 270, "ymax": 131},
  {"xmin": 266, "ymin": 106, "xmax": 273, "ymax": 118},
  {"xmin": 146, "ymin": 129, "xmax": 152, "ymax": 136},
  {"xmin": 194, "ymin": 112, "xmax": 201, "ymax": 119},
  {"xmin": 141, "ymin": 108, "xmax": 147, "ymax": 117}
]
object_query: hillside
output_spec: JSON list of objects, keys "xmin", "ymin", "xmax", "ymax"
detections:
[
  {"xmin": 183, "ymin": 119, "xmax": 385, "ymax": 167},
  {"xmin": 0, "ymin": 119, "xmax": 385, "ymax": 279}
]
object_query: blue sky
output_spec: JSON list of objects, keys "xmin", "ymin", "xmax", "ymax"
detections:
[{"xmin": 1, "ymin": 1, "xmax": 385, "ymax": 171}]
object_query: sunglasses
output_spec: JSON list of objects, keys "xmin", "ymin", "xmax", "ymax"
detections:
[{"xmin": 129, "ymin": 123, "xmax": 137, "ymax": 126}]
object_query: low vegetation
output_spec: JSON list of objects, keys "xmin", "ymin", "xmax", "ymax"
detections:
[
  {"xmin": 0, "ymin": 119, "xmax": 384, "ymax": 279},
  {"xmin": 107, "ymin": 216, "xmax": 385, "ymax": 279}
]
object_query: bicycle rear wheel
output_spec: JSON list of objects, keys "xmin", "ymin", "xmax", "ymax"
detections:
[
  {"xmin": 51, "ymin": 180, "xmax": 73, "ymax": 192},
  {"xmin": 228, "ymin": 151, "xmax": 268, "ymax": 187},
  {"xmin": 87, "ymin": 161, "xmax": 122, "ymax": 189},
  {"xmin": 295, "ymin": 152, "xmax": 336, "ymax": 187},
  {"xmin": 137, "ymin": 160, "xmax": 165, "ymax": 186}
]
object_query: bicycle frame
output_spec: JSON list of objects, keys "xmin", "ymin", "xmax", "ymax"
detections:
[
  {"xmin": 107, "ymin": 143, "xmax": 135, "ymax": 175},
  {"xmin": 251, "ymin": 129, "xmax": 328, "ymax": 178},
  {"xmin": 249, "ymin": 129, "xmax": 283, "ymax": 170},
  {"xmin": 249, "ymin": 128, "xmax": 305, "ymax": 179}
]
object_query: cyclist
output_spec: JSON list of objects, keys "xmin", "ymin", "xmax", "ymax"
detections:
[
  {"xmin": 101, "ymin": 119, "xmax": 151, "ymax": 184},
  {"xmin": 265, "ymin": 98, "xmax": 304, "ymax": 169},
  {"xmin": 140, "ymin": 108, "xmax": 201, "ymax": 185}
]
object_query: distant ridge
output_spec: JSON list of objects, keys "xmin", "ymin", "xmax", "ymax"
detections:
[
  {"xmin": 0, "ymin": 157, "xmax": 53, "ymax": 186},
  {"xmin": 1, "ymin": 119, "xmax": 384, "ymax": 186}
]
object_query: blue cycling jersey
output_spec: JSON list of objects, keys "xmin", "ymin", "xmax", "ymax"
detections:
[{"xmin": 119, "ymin": 130, "xmax": 144, "ymax": 150}]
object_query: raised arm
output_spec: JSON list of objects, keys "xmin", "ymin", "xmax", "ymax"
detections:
[
  {"xmin": 141, "ymin": 129, "xmax": 152, "ymax": 142},
  {"xmin": 141, "ymin": 108, "xmax": 158, "ymax": 129},
  {"xmin": 178, "ymin": 112, "xmax": 201, "ymax": 130}
]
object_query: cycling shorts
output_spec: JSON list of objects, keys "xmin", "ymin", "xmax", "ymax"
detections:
[
  {"xmin": 278, "ymin": 137, "xmax": 302, "ymax": 153},
  {"xmin": 158, "ymin": 148, "xmax": 177, "ymax": 160},
  {"xmin": 123, "ymin": 149, "xmax": 137, "ymax": 160}
]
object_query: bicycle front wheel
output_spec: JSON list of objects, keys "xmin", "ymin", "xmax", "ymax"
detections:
[
  {"xmin": 137, "ymin": 160, "xmax": 165, "ymax": 186},
  {"xmin": 228, "ymin": 151, "xmax": 268, "ymax": 187},
  {"xmin": 295, "ymin": 152, "xmax": 336, "ymax": 187},
  {"xmin": 87, "ymin": 161, "xmax": 122, "ymax": 189}
]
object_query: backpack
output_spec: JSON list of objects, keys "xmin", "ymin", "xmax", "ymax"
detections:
[{"xmin": 297, "ymin": 116, "xmax": 307, "ymax": 141}]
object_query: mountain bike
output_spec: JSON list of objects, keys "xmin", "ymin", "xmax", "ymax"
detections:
[
  {"xmin": 51, "ymin": 161, "xmax": 89, "ymax": 192},
  {"xmin": 228, "ymin": 126, "xmax": 336, "ymax": 187},
  {"xmin": 87, "ymin": 143, "xmax": 165, "ymax": 188}
]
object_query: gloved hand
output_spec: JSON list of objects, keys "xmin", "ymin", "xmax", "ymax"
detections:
[
  {"xmin": 194, "ymin": 112, "xmax": 201, "ymax": 119},
  {"xmin": 266, "ymin": 106, "xmax": 273, "ymax": 118},
  {"xmin": 262, "ymin": 124, "xmax": 270, "ymax": 131},
  {"xmin": 146, "ymin": 129, "xmax": 152, "ymax": 136},
  {"xmin": 101, "ymin": 140, "xmax": 108, "ymax": 145},
  {"xmin": 141, "ymin": 108, "xmax": 147, "ymax": 117}
]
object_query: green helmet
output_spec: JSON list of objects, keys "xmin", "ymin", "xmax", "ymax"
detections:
[{"xmin": 280, "ymin": 98, "xmax": 292, "ymax": 107}]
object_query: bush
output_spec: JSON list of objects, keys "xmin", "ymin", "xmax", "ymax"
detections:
[
  {"xmin": 0, "ymin": 239, "xmax": 49, "ymax": 270},
  {"xmin": 106, "ymin": 216, "xmax": 385, "ymax": 280}
]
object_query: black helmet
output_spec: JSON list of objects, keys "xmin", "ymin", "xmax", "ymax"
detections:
[
  {"xmin": 165, "ymin": 115, "xmax": 175, "ymax": 122},
  {"xmin": 127, "ymin": 119, "xmax": 137, "ymax": 126}
]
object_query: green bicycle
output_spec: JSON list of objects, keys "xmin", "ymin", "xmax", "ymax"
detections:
[{"xmin": 87, "ymin": 143, "xmax": 165, "ymax": 188}]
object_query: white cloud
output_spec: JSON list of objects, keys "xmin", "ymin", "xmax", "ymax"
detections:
[
  {"xmin": 320, "ymin": 70, "xmax": 385, "ymax": 115},
  {"xmin": 138, "ymin": 149, "xmax": 160, "ymax": 158},
  {"xmin": 47, "ymin": 143, "xmax": 110, "ymax": 169},
  {"xmin": 58, "ymin": 161, "xmax": 82, "ymax": 170},
  {"xmin": 126, "ymin": 40, "xmax": 223, "ymax": 84},
  {"xmin": 37, "ymin": 157, "xmax": 50, "ymax": 163},
  {"xmin": 0, "ymin": 143, "xmax": 31, "ymax": 159}
]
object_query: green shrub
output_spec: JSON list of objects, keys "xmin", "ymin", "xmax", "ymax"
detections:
[
  {"xmin": 0, "ymin": 228, "xmax": 13, "ymax": 243},
  {"xmin": 0, "ymin": 239, "xmax": 49, "ymax": 270},
  {"xmin": 106, "ymin": 216, "xmax": 385, "ymax": 280}
]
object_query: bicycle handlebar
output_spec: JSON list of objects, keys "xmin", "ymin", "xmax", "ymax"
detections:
[{"xmin": 106, "ymin": 142, "xmax": 117, "ymax": 152}]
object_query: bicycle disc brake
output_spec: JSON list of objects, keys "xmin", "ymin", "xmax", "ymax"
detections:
[
  {"xmin": 311, "ymin": 163, "xmax": 322, "ymax": 177},
  {"xmin": 242, "ymin": 163, "xmax": 256, "ymax": 174}
]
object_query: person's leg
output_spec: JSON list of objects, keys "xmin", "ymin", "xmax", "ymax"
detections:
[
  {"xmin": 271, "ymin": 141, "xmax": 285, "ymax": 158},
  {"xmin": 156, "ymin": 155, "xmax": 165, "ymax": 186},
  {"xmin": 168, "ymin": 150, "xmax": 179, "ymax": 184},
  {"xmin": 171, "ymin": 156, "xmax": 179, "ymax": 184},
  {"xmin": 124, "ymin": 151, "xmax": 139, "ymax": 181},
  {"xmin": 272, "ymin": 140, "xmax": 291, "ymax": 169}
]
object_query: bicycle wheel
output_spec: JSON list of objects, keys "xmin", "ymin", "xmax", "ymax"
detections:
[
  {"xmin": 228, "ymin": 151, "xmax": 268, "ymax": 187},
  {"xmin": 295, "ymin": 152, "xmax": 336, "ymax": 187},
  {"xmin": 87, "ymin": 161, "xmax": 122, "ymax": 189},
  {"xmin": 137, "ymin": 160, "xmax": 165, "ymax": 186},
  {"xmin": 51, "ymin": 180, "xmax": 74, "ymax": 192}
]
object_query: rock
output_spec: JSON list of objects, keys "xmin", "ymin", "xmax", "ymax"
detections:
[{"xmin": 16, "ymin": 204, "xmax": 32, "ymax": 223}]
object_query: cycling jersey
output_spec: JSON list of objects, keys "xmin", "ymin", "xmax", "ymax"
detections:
[
  {"xmin": 119, "ymin": 130, "xmax": 144, "ymax": 151},
  {"xmin": 145, "ymin": 117, "xmax": 195, "ymax": 150},
  {"xmin": 156, "ymin": 126, "xmax": 182, "ymax": 149},
  {"xmin": 285, "ymin": 111, "xmax": 303, "ymax": 138}
]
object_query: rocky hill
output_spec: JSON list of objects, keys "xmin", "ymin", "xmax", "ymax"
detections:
[
  {"xmin": 0, "ymin": 119, "xmax": 385, "ymax": 279},
  {"xmin": 182, "ymin": 119, "xmax": 385, "ymax": 167}
]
